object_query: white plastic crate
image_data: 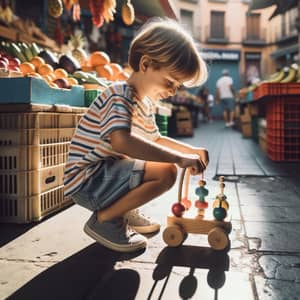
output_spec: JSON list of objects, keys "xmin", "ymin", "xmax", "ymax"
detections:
[
  {"xmin": 0, "ymin": 112, "xmax": 82, "ymax": 129},
  {"xmin": 0, "ymin": 127, "xmax": 75, "ymax": 145},
  {"xmin": 0, "ymin": 185, "xmax": 73, "ymax": 223},
  {"xmin": 0, "ymin": 163, "xmax": 65, "ymax": 197},
  {"xmin": 0, "ymin": 142, "xmax": 70, "ymax": 170}
]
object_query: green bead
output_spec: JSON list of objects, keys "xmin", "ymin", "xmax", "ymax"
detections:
[{"xmin": 213, "ymin": 207, "xmax": 227, "ymax": 221}]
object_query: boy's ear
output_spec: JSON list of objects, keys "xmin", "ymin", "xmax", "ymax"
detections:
[{"xmin": 140, "ymin": 55, "xmax": 150, "ymax": 72}]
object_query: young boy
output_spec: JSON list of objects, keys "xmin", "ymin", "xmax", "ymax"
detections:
[{"xmin": 64, "ymin": 18, "xmax": 209, "ymax": 253}]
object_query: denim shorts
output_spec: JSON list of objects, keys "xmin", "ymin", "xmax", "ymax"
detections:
[
  {"xmin": 71, "ymin": 158, "xmax": 145, "ymax": 211},
  {"xmin": 220, "ymin": 98, "xmax": 235, "ymax": 111}
]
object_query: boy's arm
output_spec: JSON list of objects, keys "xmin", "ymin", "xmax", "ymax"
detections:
[
  {"xmin": 110, "ymin": 129, "xmax": 205, "ymax": 172},
  {"xmin": 155, "ymin": 135, "xmax": 209, "ymax": 167}
]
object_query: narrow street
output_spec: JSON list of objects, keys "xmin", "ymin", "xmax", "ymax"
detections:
[{"xmin": 1, "ymin": 121, "xmax": 300, "ymax": 300}]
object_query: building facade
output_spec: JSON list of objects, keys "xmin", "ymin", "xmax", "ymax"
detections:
[{"xmin": 172, "ymin": 0, "xmax": 298, "ymax": 94}]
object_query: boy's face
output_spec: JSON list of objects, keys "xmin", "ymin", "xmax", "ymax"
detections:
[{"xmin": 142, "ymin": 67, "xmax": 184, "ymax": 101}]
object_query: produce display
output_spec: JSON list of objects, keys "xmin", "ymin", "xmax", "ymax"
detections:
[
  {"xmin": 238, "ymin": 63, "xmax": 300, "ymax": 101},
  {"xmin": 244, "ymin": 63, "xmax": 300, "ymax": 93},
  {"xmin": 0, "ymin": 40, "xmax": 130, "ymax": 91}
]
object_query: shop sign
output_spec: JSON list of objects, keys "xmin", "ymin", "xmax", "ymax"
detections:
[
  {"xmin": 245, "ymin": 52, "xmax": 261, "ymax": 60},
  {"xmin": 201, "ymin": 49, "xmax": 240, "ymax": 61}
]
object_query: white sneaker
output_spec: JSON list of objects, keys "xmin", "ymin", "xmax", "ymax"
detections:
[{"xmin": 125, "ymin": 209, "xmax": 161, "ymax": 234}]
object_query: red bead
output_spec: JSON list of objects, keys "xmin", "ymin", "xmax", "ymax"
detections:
[
  {"xmin": 195, "ymin": 200, "xmax": 208, "ymax": 209},
  {"xmin": 172, "ymin": 203, "xmax": 185, "ymax": 217}
]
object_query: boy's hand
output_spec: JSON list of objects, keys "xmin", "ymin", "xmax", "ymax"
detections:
[
  {"xmin": 177, "ymin": 154, "xmax": 206, "ymax": 175},
  {"xmin": 193, "ymin": 148, "xmax": 209, "ymax": 168}
]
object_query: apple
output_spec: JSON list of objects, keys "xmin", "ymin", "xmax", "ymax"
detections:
[
  {"xmin": 172, "ymin": 202, "xmax": 185, "ymax": 217},
  {"xmin": 8, "ymin": 57, "xmax": 20, "ymax": 67},
  {"xmin": 8, "ymin": 65, "xmax": 21, "ymax": 72},
  {"xmin": 0, "ymin": 60, "xmax": 8, "ymax": 70},
  {"xmin": 54, "ymin": 78, "xmax": 70, "ymax": 89},
  {"xmin": 0, "ymin": 56, "xmax": 9, "ymax": 66}
]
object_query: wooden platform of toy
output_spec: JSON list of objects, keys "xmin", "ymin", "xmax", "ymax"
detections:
[{"xmin": 163, "ymin": 169, "xmax": 232, "ymax": 251}]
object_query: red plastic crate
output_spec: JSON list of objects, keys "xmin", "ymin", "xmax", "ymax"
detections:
[{"xmin": 266, "ymin": 97, "xmax": 300, "ymax": 161}]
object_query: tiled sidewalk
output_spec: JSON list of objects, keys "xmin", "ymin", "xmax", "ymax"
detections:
[{"xmin": 1, "ymin": 121, "xmax": 300, "ymax": 300}]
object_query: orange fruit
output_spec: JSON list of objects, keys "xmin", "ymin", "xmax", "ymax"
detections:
[
  {"xmin": 25, "ymin": 72, "xmax": 42, "ymax": 79},
  {"xmin": 30, "ymin": 56, "xmax": 45, "ymax": 70},
  {"xmin": 117, "ymin": 71, "xmax": 130, "ymax": 81},
  {"xmin": 47, "ymin": 72, "xmax": 56, "ymax": 81},
  {"xmin": 54, "ymin": 68, "xmax": 68, "ymax": 79},
  {"xmin": 38, "ymin": 64, "xmax": 54, "ymax": 76},
  {"xmin": 42, "ymin": 74, "xmax": 53, "ymax": 83},
  {"xmin": 19, "ymin": 62, "xmax": 36, "ymax": 75},
  {"xmin": 81, "ymin": 65, "xmax": 93, "ymax": 72},
  {"xmin": 89, "ymin": 51, "xmax": 110, "ymax": 67},
  {"xmin": 109, "ymin": 63, "xmax": 123, "ymax": 80},
  {"xmin": 67, "ymin": 77, "xmax": 79, "ymax": 86},
  {"xmin": 95, "ymin": 64, "xmax": 113, "ymax": 80},
  {"xmin": 48, "ymin": 81, "xmax": 58, "ymax": 88}
]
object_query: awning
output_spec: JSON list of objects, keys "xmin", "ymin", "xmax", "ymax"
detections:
[
  {"xmin": 249, "ymin": 0, "xmax": 298, "ymax": 19},
  {"xmin": 80, "ymin": 0, "xmax": 177, "ymax": 20},
  {"xmin": 270, "ymin": 44, "xmax": 298, "ymax": 59}
]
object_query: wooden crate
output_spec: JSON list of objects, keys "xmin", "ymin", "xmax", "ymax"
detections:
[{"xmin": 175, "ymin": 111, "xmax": 193, "ymax": 137}]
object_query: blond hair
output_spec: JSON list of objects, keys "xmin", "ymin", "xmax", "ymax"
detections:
[{"xmin": 128, "ymin": 18, "xmax": 207, "ymax": 87}]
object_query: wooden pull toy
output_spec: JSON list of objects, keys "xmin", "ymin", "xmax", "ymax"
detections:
[{"xmin": 163, "ymin": 169, "xmax": 232, "ymax": 251}]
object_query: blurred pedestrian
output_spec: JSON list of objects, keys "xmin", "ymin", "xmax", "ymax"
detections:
[{"xmin": 215, "ymin": 69, "xmax": 235, "ymax": 127}]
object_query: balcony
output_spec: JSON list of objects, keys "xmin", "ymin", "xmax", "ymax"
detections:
[
  {"xmin": 242, "ymin": 27, "xmax": 267, "ymax": 46},
  {"xmin": 205, "ymin": 25, "xmax": 229, "ymax": 44},
  {"xmin": 275, "ymin": 28, "xmax": 298, "ymax": 45}
]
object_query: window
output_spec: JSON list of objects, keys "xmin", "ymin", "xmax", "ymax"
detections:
[
  {"xmin": 210, "ymin": 11, "xmax": 225, "ymax": 39},
  {"xmin": 246, "ymin": 13, "xmax": 260, "ymax": 40},
  {"xmin": 180, "ymin": 9, "xmax": 194, "ymax": 36}
]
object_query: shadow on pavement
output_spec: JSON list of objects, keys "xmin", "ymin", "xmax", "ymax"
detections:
[
  {"xmin": 0, "ymin": 223, "xmax": 35, "ymax": 247},
  {"xmin": 149, "ymin": 245, "xmax": 229, "ymax": 300},
  {"xmin": 7, "ymin": 243, "xmax": 145, "ymax": 300}
]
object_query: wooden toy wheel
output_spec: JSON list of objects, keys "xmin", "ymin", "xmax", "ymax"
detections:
[
  {"xmin": 207, "ymin": 227, "xmax": 229, "ymax": 250},
  {"xmin": 163, "ymin": 225, "xmax": 186, "ymax": 247}
]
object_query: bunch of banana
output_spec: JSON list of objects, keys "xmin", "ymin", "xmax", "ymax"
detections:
[
  {"xmin": 103, "ymin": 0, "xmax": 116, "ymax": 23},
  {"xmin": 280, "ymin": 64, "xmax": 298, "ymax": 83},
  {"xmin": 266, "ymin": 67, "xmax": 286, "ymax": 83}
]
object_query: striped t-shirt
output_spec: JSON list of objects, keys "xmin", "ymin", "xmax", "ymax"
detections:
[{"xmin": 64, "ymin": 82, "xmax": 160, "ymax": 197}]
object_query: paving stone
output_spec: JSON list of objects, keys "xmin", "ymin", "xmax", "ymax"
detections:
[
  {"xmin": 258, "ymin": 255, "xmax": 300, "ymax": 282},
  {"xmin": 255, "ymin": 276, "xmax": 300, "ymax": 300},
  {"xmin": 245, "ymin": 222, "xmax": 300, "ymax": 252}
]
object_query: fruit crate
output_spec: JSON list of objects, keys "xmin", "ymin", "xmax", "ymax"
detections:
[
  {"xmin": 0, "ymin": 111, "xmax": 81, "ymax": 129},
  {"xmin": 0, "ymin": 77, "xmax": 84, "ymax": 106},
  {"xmin": 0, "ymin": 127, "xmax": 75, "ymax": 145},
  {"xmin": 0, "ymin": 163, "xmax": 65, "ymax": 197},
  {"xmin": 0, "ymin": 142, "xmax": 70, "ymax": 170},
  {"xmin": 0, "ymin": 185, "xmax": 73, "ymax": 223}
]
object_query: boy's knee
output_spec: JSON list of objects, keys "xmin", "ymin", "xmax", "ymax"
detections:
[{"xmin": 160, "ymin": 164, "xmax": 177, "ymax": 190}]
